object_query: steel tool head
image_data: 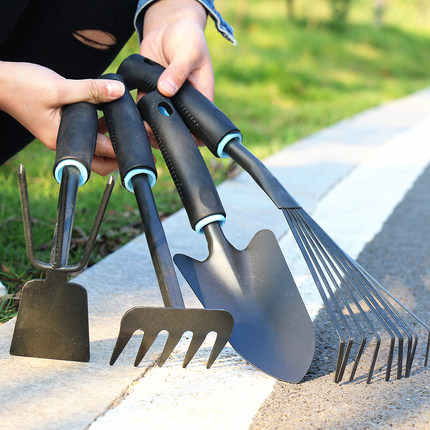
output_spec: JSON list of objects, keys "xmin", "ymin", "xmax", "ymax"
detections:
[
  {"xmin": 175, "ymin": 225, "xmax": 315, "ymax": 383},
  {"xmin": 10, "ymin": 164, "xmax": 114, "ymax": 362},
  {"xmin": 110, "ymin": 307, "xmax": 234, "ymax": 368},
  {"xmin": 284, "ymin": 207, "xmax": 430, "ymax": 383},
  {"xmin": 10, "ymin": 276, "xmax": 90, "ymax": 362}
]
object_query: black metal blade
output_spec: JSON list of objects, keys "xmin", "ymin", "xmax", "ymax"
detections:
[
  {"xmin": 110, "ymin": 307, "xmax": 234, "ymax": 368},
  {"xmin": 175, "ymin": 227, "xmax": 315, "ymax": 383},
  {"xmin": 10, "ymin": 277, "xmax": 89, "ymax": 362}
]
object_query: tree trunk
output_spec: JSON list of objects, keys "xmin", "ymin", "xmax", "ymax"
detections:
[
  {"xmin": 286, "ymin": 0, "xmax": 294, "ymax": 19},
  {"xmin": 374, "ymin": 0, "xmax": 385, "ymax": 27}
]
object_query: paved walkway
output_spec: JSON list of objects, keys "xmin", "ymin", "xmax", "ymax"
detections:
[{"xmin": 2, "ymin": 88, "xmax": 430, "ymax": 429}]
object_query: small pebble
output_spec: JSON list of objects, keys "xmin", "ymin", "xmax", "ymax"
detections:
[{"xmin": 0, "ymin": 281, "xmax": 6, "ymax": 298}]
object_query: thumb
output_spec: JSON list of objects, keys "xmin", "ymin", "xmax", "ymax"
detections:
[
  {"xmin": 157, "ymin": 59, "xmax": 190, "ymax": 97},
  {"xmin": 59, "ymin": 78, "xmax": 125, "ymax": 104}
]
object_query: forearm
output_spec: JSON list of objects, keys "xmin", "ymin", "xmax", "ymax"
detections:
[
  {"xmin": 142, "ymin": 0, "xmax": 207, "ymax": 37},
  {"xmin": 134, "ymin": 0, "xmax": 236, "ymax": 44}
]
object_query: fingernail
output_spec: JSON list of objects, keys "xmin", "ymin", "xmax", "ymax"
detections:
[
  {"xmin": 160, "ymin": 78, "xmax": 178, "ymax": 96},
  {"xmin": 107, "ymin": 81, "xmax": 124, "ymax": 99}
]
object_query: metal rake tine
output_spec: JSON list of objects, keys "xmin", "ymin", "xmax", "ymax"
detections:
[
  {"xmin": 425, "ymin": 332, "xmax": 430, "ymax": 368},
  {"xmin": 360, "ymin": 265, "xmax": 428, "ymax": 373},
  {"xmin": 17, "ymin": 165, "xmax": 50, "ymax": 271},
  {"xmin": 183, "ymin": 333, "xmax": 207, "ymax": 368},
  {"xmin": 332, "ymin": 245, "xmax": 412, "ymax": 381},
  {"xmin": 319, "ymin": 236, "xmax": 398, "ymax": 381},
  {"xmin": 286, "ymin": 209, "xmax": 355, "ymax": 382},
  {"xmin": 348, "ymin": 338, "xmax": 368, "ymax": 382},
  {"xmin": 207, "ymin": 332, "xmax": 231, "ymax": 369},
  {"xmin": 110, "ymin": 330, "xmax": 134, "ymax": 365},
  {"xmin": 158, "ymin": 332, "xmax": 183, "ymax": 367},
  {"xmin": 295, "ymin": 212, "xmax": 373, "ymax": 382},
  {"xmin": 135, "ymin": 332, "xmax": 159, "ymax": 367},
  {"xmin": 73, "ymin": 175, "xmax": 115, "ymax": 272}
]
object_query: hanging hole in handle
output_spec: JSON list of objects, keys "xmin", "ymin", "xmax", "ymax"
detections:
[{"xmin": 158, "ymin": 101, "xmax": 173, "ymax": 117}]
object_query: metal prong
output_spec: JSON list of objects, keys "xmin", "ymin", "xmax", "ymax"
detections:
[
  {"xmin": 135, "ymin": 332, "xmax": 158, "ymax": 367},
  {"xmin": 18, "ymin": 165, "xmax": 50, "ymax": 271},
  {"xmin": 110, "ymin": 330, "xmax": 135, "ymax": 365},
  {"xmin": 207, "ymin": 333, "xmax": 229, "ymax": 369},
  {"xmin": 183, "ymin": 333, "xmax": 206, "ymax": 368},
  {"xmin": 159, "ymin": 332, "xmax": 182, "ymax": 367},
  {"xmin": 73, "ymin": 175, "xmax": 115, "ymax": 272}
]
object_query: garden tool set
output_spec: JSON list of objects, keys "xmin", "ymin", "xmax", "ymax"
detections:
[
  {"xmin": 116, "ymin": 53, "xmax": 430, "ymax": 383},
  {"xmin": 8, "ymin": 54, "xmax": 429, "ymax": 385}
]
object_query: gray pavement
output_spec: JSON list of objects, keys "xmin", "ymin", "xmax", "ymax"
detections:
[{"xmin": 2, "ymin": 88, "xmax": 430, "ymax": 429}]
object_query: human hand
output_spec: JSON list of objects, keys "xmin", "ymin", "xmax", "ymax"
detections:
[
  {"xmin": 141, "ymin": 0, "xmax": 213, "ymax": 100},
  {"xmin": 139, "ymin": 0, "xmax": 213, "ymax": 147},
  {"xmin": 0, "ymin": 61, "xmax": 125, "ymax": 175}
]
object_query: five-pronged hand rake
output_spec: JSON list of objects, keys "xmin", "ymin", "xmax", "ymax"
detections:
[{"xmin": 100, "ymin": 74, "xmax": 234, "ymax": 369}]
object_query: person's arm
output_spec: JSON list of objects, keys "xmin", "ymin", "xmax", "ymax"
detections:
[
  {"xmin": 136, "ymin": 0, "xmax": 235, "ymax": 101},
  {"xmin": 0, "ymin": 61, "xmax": 124, "ymax": 175}
]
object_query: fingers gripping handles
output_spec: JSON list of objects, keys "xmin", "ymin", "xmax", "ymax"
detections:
[
  {"xmin": 99, "ymin": 74, "xmax": 157, "ymax": 191},
  {"xmin": 118, "ymin": 54, "xmax": 242, "ymax": 159},
  {"xmin": 53, "ymin": 102, "xmax": 98, "ymax": 186},
  {"xmin": 137, "ymin": 92, "xmax": 226, "ymax": 233}
]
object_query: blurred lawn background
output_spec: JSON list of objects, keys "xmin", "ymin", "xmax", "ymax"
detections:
[{"xmin": 3, "ymin": 0, "xmax": 430, "ymax": 320}]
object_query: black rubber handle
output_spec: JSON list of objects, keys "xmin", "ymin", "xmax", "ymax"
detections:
[
  {"xmin": 53, "ymin": 102, "xmax": 98, "ymax": 186},
  {"xmin": 99, "ymin": 73, "xmax": 157, "ymax": 191},
  {"xmin": 137, "ymin": 91, "xmax": 226, "ymax": 230},
  {"xmin": 117, "ymin": 54, "xmax": 241, "ymax": 158},
  {"xmin": 118, "ymin": 55, "xmax": 300, "ymax": 209}
]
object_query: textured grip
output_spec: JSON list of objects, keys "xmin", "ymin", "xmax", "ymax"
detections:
[
  {"xmin": 117, "ymin": 54, "xmax": 241, "ymax": 158},
  {"xmin": 117, "ymin": 54, "xmax": 160, "ymax": 93},
  {"xmin": 53, "ymin": 102, "xmax": 98, "ymax": 186},
  {"xmin": 99, "ymin": 73, "xmax": 157, "ymax": 192},
  {"xmin": 137, "ymin": 91, "xmax": 225, "ymax": 230}
]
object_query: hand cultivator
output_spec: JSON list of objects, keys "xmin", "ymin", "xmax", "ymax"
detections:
[{"xmin": 10, "ymin": 103, "xmax": 114, "ymax": 362}]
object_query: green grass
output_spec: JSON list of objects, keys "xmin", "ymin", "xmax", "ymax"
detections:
[{"xmin": 3, "ymin": 0, "xmax": 430, "ymax": 320}]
